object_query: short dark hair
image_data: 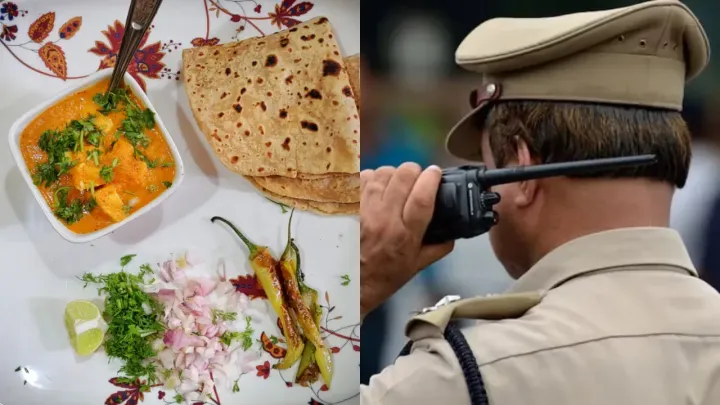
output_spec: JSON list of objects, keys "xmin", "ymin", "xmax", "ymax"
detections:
[{"xmin": 482, "ymin": 101, "xmax": 692, "ymax": 188}]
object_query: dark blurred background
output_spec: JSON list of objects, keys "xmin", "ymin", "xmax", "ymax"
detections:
[{"xmin": 360, "ymin": 0, "xmax": 720, "ymax": 385}]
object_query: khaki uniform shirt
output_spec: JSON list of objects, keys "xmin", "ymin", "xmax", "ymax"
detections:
[{"xmin": 360, "ymin": 227, "xmax": 720, "ymax": 404}]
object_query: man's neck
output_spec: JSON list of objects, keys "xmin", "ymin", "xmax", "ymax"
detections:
[{"xmin": 525, "ymin": 178, "xmax": 674, "ymax": 269}]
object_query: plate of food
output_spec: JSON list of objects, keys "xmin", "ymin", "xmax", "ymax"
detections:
[{"xmin": 0, "ymin": 1, "xmax": 360, "ymax": 404}]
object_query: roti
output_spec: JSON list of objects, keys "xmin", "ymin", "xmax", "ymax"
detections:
[
  {"xmin": 344, "ymin": 54, "xmax": 360, "ymax": 111},
  {"xmin": 182, "ymin": 16, "xmax": 360, "ymax": 178},
  {"xmin": 253, "ymin": 173, "xmax": 359, "ymax": 203},
  {"xmin": 245, "ymin": 176, "xmax": 358, "ymax": 215},
  {"xmin": 250, "ymin": 54, "xmax": 361, "ymax": 204}
]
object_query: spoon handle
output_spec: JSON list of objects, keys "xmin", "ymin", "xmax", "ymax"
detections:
[{"xmin": 107, "ymin": 0, "xmax": 164, "ymax": 93}]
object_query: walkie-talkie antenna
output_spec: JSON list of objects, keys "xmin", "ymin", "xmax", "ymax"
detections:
[{"xmin": 477, "ymin": 155, "xmax": 658, "ymax": 188}]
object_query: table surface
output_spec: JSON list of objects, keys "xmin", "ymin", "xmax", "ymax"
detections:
[{"xmin": 0, "ymin": 1, "xmax": 360, "ymax": 404}]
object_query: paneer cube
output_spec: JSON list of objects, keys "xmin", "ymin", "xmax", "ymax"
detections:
[
  {"xmin": 94, "ymin": 185, "xmax": 126, "ymax": 222},
  {"xmin": 69, "ymin": 162, "xmax": 105, "ymax": 191},
  {"xmin": 105, "ymin": 139, "xmax": 149, "ymax": 188},
  {"xmin": 94, "ymin": 115, "xmax": 115, "ymax": 136}
]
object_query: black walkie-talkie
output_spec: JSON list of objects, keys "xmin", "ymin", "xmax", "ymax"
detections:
[{"xmin": 422, "ymin": 154, "xmax": 658, "ymax": 245}]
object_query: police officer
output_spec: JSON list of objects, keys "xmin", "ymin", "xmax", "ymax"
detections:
[{"xmin": 360, "ymin": 1, "xmax": 720, "ymax": 404}]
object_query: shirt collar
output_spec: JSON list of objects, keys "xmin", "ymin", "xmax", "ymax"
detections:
[{"xmin": 507, "ymin": 227, "xmax": 698, "ymax": 294}]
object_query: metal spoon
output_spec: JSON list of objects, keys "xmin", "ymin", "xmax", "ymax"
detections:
[{"xmin": 106, "ymin": 0, "xmax": 164, "ymax": 94}]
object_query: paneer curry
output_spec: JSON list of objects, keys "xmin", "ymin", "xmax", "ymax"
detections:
[{"xmin": 20, "ymin": 79, "xmax": 176, "ymax": 234}]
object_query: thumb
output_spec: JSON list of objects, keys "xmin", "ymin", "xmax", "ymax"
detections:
[{"xmin": 416, "ymin": 241, "xmax": 455, "ymax": 271}]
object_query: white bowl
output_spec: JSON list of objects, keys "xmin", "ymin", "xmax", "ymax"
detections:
[{"xmin": 8, "ymin": 69, "xmax": 185, "ymax": 243}]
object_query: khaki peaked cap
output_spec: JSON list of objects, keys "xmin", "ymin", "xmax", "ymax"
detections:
[{"xmin": 446, "ymin": 0, "xmax": 710, "ymax": 161}]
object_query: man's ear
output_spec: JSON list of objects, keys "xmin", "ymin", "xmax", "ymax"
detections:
[{"xmin": 514, "ymin": 137, "xmax": 537, "ymax": 207}]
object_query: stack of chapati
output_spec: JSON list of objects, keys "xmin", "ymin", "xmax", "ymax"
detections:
[{"xmin": 182, "ymin": 16, "xmax": 360, "ymax": 215}]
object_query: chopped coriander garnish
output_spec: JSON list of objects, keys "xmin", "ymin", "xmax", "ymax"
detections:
[
  {"xmin": 86, "ymin": 130, "xmax": 103, "ymax": 147},
  {"xmin": 122, "ymin": 204, "xmax": 132, "ymax": 215},
  {"xmin": 32, "ymin": 162, "xmax": 58, "ymax": 187},
  {"xmin": 86, "ymin": 149, "xmax": 101, "ymax": 166},
  {"xmin": 147, "ymin": 184, "xmax": 158, "ymax": 193},
  {"xmin": 52, "ymin": 186, "xmax": 94, "ymax": 224},
  {"xmin": 162, "ymin": 181, "xmax": 172, "ymax": 189},
  {"xmin": 240, "ymin": 316, "xmax": 254, "ymax": 349},
  {"xmin": 56, "ymin": 155, "xmax": 77, "ymax": 177},
  {"xmin": 173, "ymin": 393, "xmax": 184, "ymax": 404},
  {"xmin": 120, "ymin": 254, "xmax": 136, "ymax": 267},
  {"xmin": 139, "ymin": 263, "xmax": 153, "ymax": 278},
  {"xmin": 161, "ymin": 162, "xmax": 173, "ymax": 168},
  {"xmin": 133, "ymin": 147, "xmax": 159, "ymax": 168},
  {"xmin": 79, "ymin": 261, "xmax": 164, "ymax": 389},
  {"xmin": 220, "ymin": 331, "xmax": 240, "ymax": 346},
  {"xmin": 99, "ymin": 158, "xmax": 120, "ymax": 183},
  {"xmin": 232, "ymin": 378, "xmax": 240, "ymax": 393},
  {"xmin": 341, "ymin": 274, "xmax": 351, "ymax": 286},
  {"xmin": 124, "ymin": 130, "xmax": 151, "ymax": 148},
  {"xmin": 211, "ymin": 309, "xmax": 238, "ymax": 324},
  {"xmin": 219, "ymin": 317, "xmax": 254, "ymax": 348}
]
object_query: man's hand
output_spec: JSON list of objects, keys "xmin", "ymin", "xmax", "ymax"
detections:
[{"xmin": 360, "ymin": 163, "xmax": 455, "ymax": 319}]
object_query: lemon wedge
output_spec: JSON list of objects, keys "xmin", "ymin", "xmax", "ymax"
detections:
[{"xmin": 64, "ymin": 300, "xmax": 106, "ymax": 356}]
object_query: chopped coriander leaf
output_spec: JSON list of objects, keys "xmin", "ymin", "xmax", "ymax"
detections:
[
  {"xmin": 220, "ymin": 331, "xmax": 240, "ymax": 346},
  {"xmin": 120, "ymin": 254, "xmax": 136, "ymax": 267},
  {"xmin": 56, "ymin": 155, "xmax": 77, "ymax": 177},
  {"xmin": 147, "ymin": 184, "xmax": 158, "ymax": 193},
  {"xmin": 38, "ymin": 128, "xmax": 76, "ymax": 163},
  {"xmin": 161, "ymin": 161, "xmax": 173, "ymax": 168},
  {"xmin": 53, "ymin": 187, "xmax": 92, "ymax": 224},
  {"xmin": 211, "ymin": 309, "xmax": 238, "ymax": 324},
  {"xmin": 240, "ymin": 316, "xmax": 254, "ymax": 350},
  {"xmin": 124, "ymin": 130, "xmax": 150, "ymax": 148},
  {"xmin": 162, "ymin": 181, "xmax": 172, "ymax": 189},
  {"xmin": 84, "ymin": 198, "xmax": 97, "ymax": 212},
  {"xmin": 70, "ymin": 117, "xmax": 96, "ymax": 132},
  {"xmin": 138, "ymin": 263, "xmax": 153, "ymax": 279},
  {"xmin": 174, "ymin": 393, "xmax": 184, "ymax": 404},
  {"xmin": 80, "ymin": 263, "xmax": 165, "ymax": 387},
  {"xmin": 99, "ymin": 158, "xmax": 120, "ymax": 183},
  {"xmin": 93, "ymin": 89, "xmax": 130, "ymax": 114},
  {"xmin": 341, "ymin": 274, "xmax": 351, "ymax": 286},
  {"xmin": 86, "ymin": 130, "xmax": 103, "ymax": 147},
  {"xmin": 86, "ymin": 149, "xmax": 101, "ymax": 166},
  {"xmin": 133, "ymin": 147, "xmax": 158, "ymax": 168},
  {"xmin": 139, "ymin": 109, "xmax": 155, "ymax": 129},
  {"xmin": 123, "ymin": 204, "xmax": 132, "ymax": 215},
  {"xmin": 232, "ymin": 379, "xmax": 240, "ymax": 393},
  {"xmin": 32, "ymin": 162, "xmax": 58, "ymax": 187}
]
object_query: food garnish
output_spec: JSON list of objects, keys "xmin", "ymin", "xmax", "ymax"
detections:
[
  {"xmin": 77, "ymin": 251, "xmax": 263, "ymax": 401},
  {"xmin": 64, "ymin": 300, "xmax": 107, "ymax": 356},
  {"xmin": 211, "ymin": 215, "xmax": 305, "ymax": 369},
  {"xmin": 80, "ymin": 255, "xmax": 165, "ymax": 388}
]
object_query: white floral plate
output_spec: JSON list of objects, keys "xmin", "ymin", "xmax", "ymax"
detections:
[{"xmin": 0, "ymin": 1, "xmax": 360, "ymax": 404}]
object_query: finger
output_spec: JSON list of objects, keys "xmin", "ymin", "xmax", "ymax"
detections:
[
  {"xmin": 383, "ymin": 162, "xmax": 422, "ymax": 212},
  {"xmin": 360, "ymin": 169, "xmax": 374, "ymax": 212},
  {"xmin": 362, "ymin": 166, "xmax": 395, "ymax": 208},
  {"xmin": 416, "ymin": 241, "xmax": 455, "ymax": 270},
  {"xmin": 360, "ymin": 169, "xmax": 374, "ymax": 193},
  {"xmin": 373, "ymin": 166, "xmax": 396, "ymax": 189},
  {"xmin": 403, "ymin": 165, "xmax": 443, "ymax": 235}
]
